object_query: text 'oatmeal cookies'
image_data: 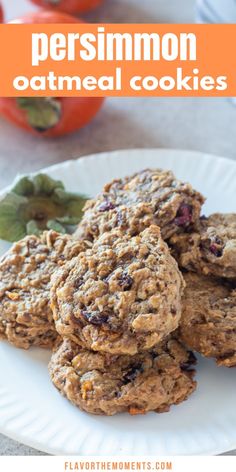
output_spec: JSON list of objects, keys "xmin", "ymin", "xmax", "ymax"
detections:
[
  {"xmin": 74, "ymin": 168, "xmax": 205, "ymax": 242},
  {"xmin": 180, "ymin": 272, "xmax": 236, "ymax": 367},
  {"xmin": 170, "ymin": 213, "xmax": 236, "ymax": 279},
  {"xmin": 49, "ymin": 337, "xmax": 197, "ymax": 416},
  {"xmin": 51, "ymin": 225, "xmax": 185, "ymax": 355},
  {"xmin": 0, "ymin": 230, "xmax": 90, "ymax": 349}
]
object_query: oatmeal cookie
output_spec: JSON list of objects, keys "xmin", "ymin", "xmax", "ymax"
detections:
[
  {"xmin": 51, "ymin": 225, "xmax": 185, "ymax": 355},
  {"xmin": 180, "ymin": 272, "xmax": 236, "ymax": 367},
  {"xmin": 74, "ymin": 169, "xmax": 204, "ymax": 242},
  {"xmin": 49, "ymin": 337, "xmax": 196, "ymax": 416},
  {"xmin": 0, "ymin": 231, "xmax": 90, "ymax": 349},
  {"xmin": 170, "ymin": 213, "xmax": 236, "ymax": 279}
]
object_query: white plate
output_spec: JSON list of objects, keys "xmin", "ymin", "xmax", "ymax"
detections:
[{"xmin": 0, "ymin": 149, "xmax": 236, "ymax": 456}]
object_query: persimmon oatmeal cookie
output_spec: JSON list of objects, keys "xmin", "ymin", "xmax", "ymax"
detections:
[
  {"xmin": 0, "ymin": 231, "xmax": 90, "ymax": 349},
  {"xmin": 170, "ymin": 213, "xmax": 236, "ymax": 279},
  {"xmin": 180, "ymin": 272, "xmax": 236, "ymax": 367},
  {"xmin": 49, "ymin": 337, "xmax": 197, "ymax": 416},
  {"xmin": 51, "ymin": 225, "xmax": 185, "ymax": 355},
  {"xmin": 74, "ymin": 169, "xmax": 204, "ymax": 242}
]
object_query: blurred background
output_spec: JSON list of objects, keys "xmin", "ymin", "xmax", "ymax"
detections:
[
  {"xmin": 0, "ymin": 0, "xmax": 235, "ymax": 196},
  {"xmin": 0, "ymin": 0, "xmax": 236, "ymax": 455}
]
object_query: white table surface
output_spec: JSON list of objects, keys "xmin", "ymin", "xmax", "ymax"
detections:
[{"xmin": 0, "ymin": 0, "xmax": 236, "ymax": 456}]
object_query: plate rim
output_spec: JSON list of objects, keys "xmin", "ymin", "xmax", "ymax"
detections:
[{"xmin": 1, "ymin": 147, "xmax": 236, "ymax": 198}]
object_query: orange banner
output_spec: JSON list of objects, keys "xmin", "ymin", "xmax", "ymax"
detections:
[{"xmin": 0, "ymin": 24, "xmax": 235, "ymax": 97}]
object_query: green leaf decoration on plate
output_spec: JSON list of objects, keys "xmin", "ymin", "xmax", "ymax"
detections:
[
  {"xmin": 32, "ymin": 174, "xmax": 64, "ymax": 196},
  {"xmin": 46, "ymin": 220, "xmax": 67, "ymax": 233},
  {"xmin": 26, "ymin": 220, "xmax": 41, "ymax": 237},
  {"xmin": 13, "ymin": 177, "xmax": 35, "ymax": 197},
  {"xmin": 0, "ymin": 174, "xmax": 88, "ymax": 242}
]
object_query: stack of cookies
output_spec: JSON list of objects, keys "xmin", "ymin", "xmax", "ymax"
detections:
[
  {"xmin": 49, "ymin": 225, "xmax": 197, "ymax": 415},
  {"xmin": 0, "ymin": 168, "xmax": 235, "ymax": 416}
]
